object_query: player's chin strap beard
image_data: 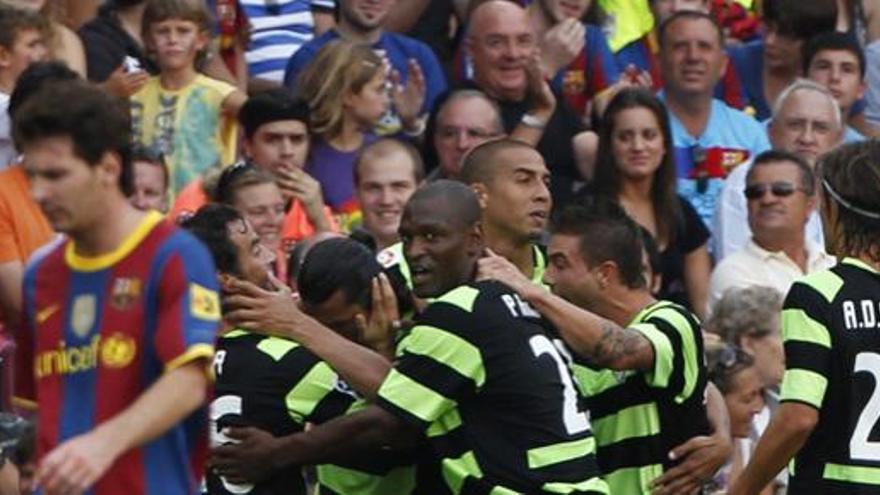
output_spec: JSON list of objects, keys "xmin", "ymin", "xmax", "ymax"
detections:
[{"xmin": 821, "ymin": 179, "xmax": 880, "ymax": 220}]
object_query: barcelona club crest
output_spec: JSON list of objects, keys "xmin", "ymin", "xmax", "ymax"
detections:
[
  {"xmin": 71, "ymin": 294, "xmax": 97, "ymax": 338},
  {"xmin": 110, "ymin": 277, "xmax": 142, "ymax": 311}
]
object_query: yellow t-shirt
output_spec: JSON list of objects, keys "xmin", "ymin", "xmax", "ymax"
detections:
[
  {"xmin": 130, "ymin": 74, "xmax": 238, "ymax": 197},
  {"xmin": 599, "ymin": 0, "xmax": 654, "ymax": 52}
]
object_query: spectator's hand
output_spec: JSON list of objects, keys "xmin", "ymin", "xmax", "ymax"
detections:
[
  {"xmin": 591, "ymin": 65, "xmax": 653, "ymax": 118},
  {"xmin": 36, "ymin": 430, "xmax": 120, "ymax": 495},
  {"xmin": 223, "ymin": 277, "xmax": 308, "ymax": 340},
  {"xmin": 526, "ymin": 52, "xmax": 557, "ymax": 121},
  {"xmin": 355, "ymin": 273, "xmax": 402, "ymax": 353},
  {"xmin": 102, "ymin": 65, "xmax": 149, "ymax": 98},
  {"xmin": 275, "ymin": 166, "xmax": 325, "ymax": 213},
  {"xmin": 391, "ymin": 59, "xmax": 426, "ymax": 132},
  {"xmin": 539, "ymin": 17, "xmax": 586, "ymax": 78},
  {"xmin": 650, "ymin": 432, "xmax": 731, "ymax": 495},
  {"xmin": 210, "ymin": 426, "xmax": 280, "ymax": 484},
  {"xmin": 477, "ymin": 249, "xmax": 537, "ymax": 298}
]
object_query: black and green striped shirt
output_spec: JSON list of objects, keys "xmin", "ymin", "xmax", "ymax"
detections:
[
  {"xmin": 781, "ymin": 258, "xmax": 880, "ymax": 493},
  {"xmin": 209, "ymin": 330, "xmax": 415, "ymax": 495},
  {"xmin": 574, "ymin": 300, "xmax": 710, "ymax": 494},
  {"xmin": 377, "ymin": 281, "xmax": 608, "ymax": 495}
]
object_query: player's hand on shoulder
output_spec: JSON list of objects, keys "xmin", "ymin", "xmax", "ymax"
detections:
[
  {"xmin": 36, "ymin": 430, "xmax": 121, "ymax": 495},
  {"xmin": 477, "ymin": 249, "xmax": 534, "ymax": 297},
  {"xmin": 210, "ymin": 426, "xmax": 281, "ymax": 484}
]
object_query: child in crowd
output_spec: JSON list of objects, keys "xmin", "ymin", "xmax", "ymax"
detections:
[
  {"xmin": 0, "ymin": 5, "xmax": 47, "ymax": 169},
  {"xmin": 296, "ymin": 39, "xmax": 423, "ymax": 229},
  {"xmin": 130, "ymin": 0, "xmax": 246, "ymax": 198}
]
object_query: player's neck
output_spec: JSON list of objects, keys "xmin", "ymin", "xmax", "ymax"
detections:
[
  {"xmin": 72, "ymin": 202, "xmax": 147, "ymax": 258},
  {"xmin": 336, "ymin": 22, "xmax": 382, "ymax": 44},
  {"xmin": 601, "ymin": 289, "xmax": 656, "ymax": 328},
  {"xmin": 485, "ymin": 229, "xmax": 536, "ymax": 280},
  {"xmin": 0, "ymin": 72, "xmax": 16, "ymax": 95}
]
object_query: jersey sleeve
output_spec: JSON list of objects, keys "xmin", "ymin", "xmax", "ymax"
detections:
[
  {"xmin": 376, "ymin": 310, "xmax": 486, "ymax": 430},
  {"xmin": 779, "ymin": 280, "xmax": 833, "ymax": 409},
  {"xmin": 284, "ymin": 358, "xmax": 358, "ymax": 425},
  {"xmin": 153, "ymin": 233, "xmax": 220, "ymax": 371},
  {"xmin": 0, "ymin": 192, "xmax": 20, "ymax": 264},
  {"xmin": 637, "ymin": 305, "xmax": 705, "ymax": 404}
]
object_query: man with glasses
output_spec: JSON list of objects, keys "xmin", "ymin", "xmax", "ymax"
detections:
[
  {"xmin": 426, "ymin": 89, "xmax": 505, "ymax": 181},
  {"xmin": 708, "ymin": 150, "xmax": 835, "ymax": 312},
  {"xmin": 714, "ymin": 79, "xmax": 844, "ymax": 260}
]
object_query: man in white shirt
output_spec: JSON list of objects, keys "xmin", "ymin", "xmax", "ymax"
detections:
[
  {"xmin": 713, "ymin": 79, "xmax": 844, "ymax": 260},
  {"xmin": 709, "ymin": 150, "xmax": 835, "ymax": 312}
]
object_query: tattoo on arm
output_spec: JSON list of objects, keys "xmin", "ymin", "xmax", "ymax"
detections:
[{"xmin": 589, "ymin": 322, "xmax": 651, "ymax": 370}]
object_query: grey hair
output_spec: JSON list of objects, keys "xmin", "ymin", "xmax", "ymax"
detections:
[
  {"xmin": 770, "ymin": 78, "xmax": 843, "ymax": 129},
  {"xmin": 709, "ymin": 286, "xmax": 784, "ymax": 344},
  {"xmin": 437, "ymin": 89, "xmax": 505, "ymax": 135}
]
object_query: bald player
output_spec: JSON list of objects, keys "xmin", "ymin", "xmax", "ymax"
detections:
[{"xmin": 380, "ymin": 138, "xmax": 552, "ymax": 291}]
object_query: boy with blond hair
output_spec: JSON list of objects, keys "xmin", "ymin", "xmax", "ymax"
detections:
[{"xmin": 131, "ymin": 0, "xmax": 246, "ymax": 198}]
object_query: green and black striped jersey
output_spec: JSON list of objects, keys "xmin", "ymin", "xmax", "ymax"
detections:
[
  {"xmin": 376, "ymin": 280, "xmax": 608, "ymax": 495},
  {"xmin": 780, "ymin": 258, "xmax": 880, "ymax": 493},
  {"xmin": 315, "ymin": 398, "xmax": 417, "ymax": 495},
  {"xmin": 572, "ymin": 300, "xmax": 711, "ymax": 494},
  {"xmin": 208, "ymin": 330, "xmax": 414, "ymax": 495}
]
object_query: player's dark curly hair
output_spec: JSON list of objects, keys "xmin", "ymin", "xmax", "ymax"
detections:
[
  {"xmin": 13, "ymin": 80, "xmax": 134, "ymax": 196},
  {"xmin": 180, "ymin": 204, "xmax": 244, "ymax": 276},
  {"xmin": 817, "ymin": 140, "xmax": 880, "ymax": 263}
]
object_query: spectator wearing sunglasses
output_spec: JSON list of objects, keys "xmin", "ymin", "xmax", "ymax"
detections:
[
  {"xmin": 708, "ymin": 150, "xmax": 835, "ymax": 312},
  {"xmin": 714, "ymin": 79, "xmax": 844, "ymax": 260}
]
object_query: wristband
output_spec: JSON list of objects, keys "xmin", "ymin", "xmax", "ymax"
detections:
[{"xmin": 520, "ymin": 112, "xmax": 548, "ymax": 130}]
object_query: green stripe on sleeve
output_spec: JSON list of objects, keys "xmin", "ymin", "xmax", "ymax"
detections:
[
  {"xmin": 542, "ymin": 476, "xmax": 610, "ymax": 494},
  {"xmin": 378, "ymin": 368, "xmax": 457, "ymax": 424},
  {"xmin": 590, "ymin": 402, "xmax": 660, "ymax": 447},
  {"xmin": 285, "ymin": 361, "xmax": 337, "ymax": 423},
  {"xmin": 644, "ymin": 307, "xmax": 701, "ymax": 403},
  {"xmin": 780, "ymin": 368, "xmax": 828, "ymax": 408},
  {"xmin": 823, "ymin": 463, "xmax": 880, "ymax": 485},
  {"xmin": 399, "ymin": 325, "xmax": 486, "ymax": 388},
  {"xmin": 441, "ymin": 451, "xmax": 483, "ymax": 495},
  {"xmin": 782, "ymin": 308, "xmax": 832, "ymax": 348},
  {"xmin": 527, "ymin": 437, "xmax": 596, "ymax": 469},
  {"xmin": 603, "ymin": 464, "xmax": 664, "ymax": 495},
  {"xmin": 805, "ymin": 270, "xmax": 844, "ymax": 303},
  {"xmin": 427, "ymin": 408, "xmax": 463, "ymax": 437},
  {"xmin": 634, "ymin": 323, "xmax": 673, "ymax": 389}
]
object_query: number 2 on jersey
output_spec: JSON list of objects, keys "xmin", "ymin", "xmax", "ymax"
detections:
[
  {"xmin": 530, "ymin": 335, "xmax": 590, "ymax": 435},
  {"xmin": 852, "ymin": 352, "xmax": 880, "ymax": 461}
]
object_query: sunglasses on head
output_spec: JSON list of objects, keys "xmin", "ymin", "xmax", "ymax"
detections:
[{"xmin": 743, "ymin": 181, "xmax": 802, "ymax": 200}]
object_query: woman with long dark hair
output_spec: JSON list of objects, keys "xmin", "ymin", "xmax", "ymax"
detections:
[{"xmin": 588, "ymin": 87, "xmax": 711, "ymax": 319}]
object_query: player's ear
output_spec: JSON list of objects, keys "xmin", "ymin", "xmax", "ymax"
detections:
[
  {"xmin": 596, "ymin": 260, "xmax": 617, "ymax": 290},
  {"xmin": 470, "ymin": 183, "xmax": 489, "ymax": 209},
  {"xmin": 98, "ymin": 151, "xmax": 123, "ymax": 190}
]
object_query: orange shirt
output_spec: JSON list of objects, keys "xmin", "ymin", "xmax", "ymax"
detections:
[{"xmin": 0, "ymin": 166, "xmax": 53, "ymax": 265}]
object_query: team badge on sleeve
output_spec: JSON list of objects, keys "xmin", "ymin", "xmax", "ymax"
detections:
[{"xmin": 190, "ymin": 283, "xmax": 221, "ymax": 321}]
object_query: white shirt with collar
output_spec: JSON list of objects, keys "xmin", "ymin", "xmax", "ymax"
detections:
[
  {"xmin": 712, "ymin": 159, "xmax": 825, "ymax": 260},
  {"xmin": 708, "ymin": 238, "xmax": 836, "ymax": 313}
]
